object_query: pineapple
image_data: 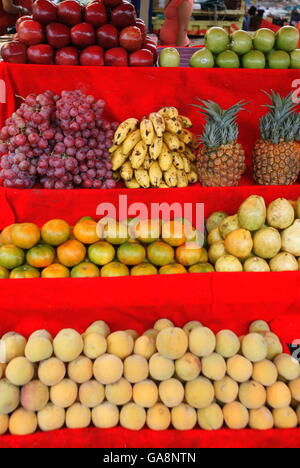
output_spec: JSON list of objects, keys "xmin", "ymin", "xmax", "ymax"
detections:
[
  {"xmin": 194, "ymin": 99, "xmax": 246, "ymax": 187},
  {"xmin": 253, "ymin": 91, "xmax": 300, "ymax": 186}
]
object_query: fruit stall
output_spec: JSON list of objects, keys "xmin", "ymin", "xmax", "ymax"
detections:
[{"xmin": 0, "ymin": 0, "xmax": 300, "ymax": 451}]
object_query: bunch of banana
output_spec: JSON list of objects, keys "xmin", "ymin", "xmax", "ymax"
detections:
[{"xmin": 109, "ymin": 108, "xmax": 198, "ymax": 189}]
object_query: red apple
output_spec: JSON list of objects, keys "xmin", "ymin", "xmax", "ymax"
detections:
[
  {"xmin": 46, "ymin": 23, "xmax": 70, "ymax": 49},
  {"xmin": 71, "ymin": 23, "xmax": 95, "ymax": 48},
  {"xmin": 111, "ymin": 3, "xmax": 136, "ymax": 29},
  {"xmin": 18, "ymin": 20, "xmax": 44, "ymax": 46},
  {"xmin": 104, "ymin": 47, "xmax": 128, "ymax": 66},
  {"xmin": 96, "ymin": 24, "xmax": 119, "ymax": 49},
  {"xmin": 57, "ymin": 0, "xmax": 83, "ymax": 26},
  {"xmin": 80, "ymin": 45, "xmax": 104, "ymax": 66},
  {"xmin": 13, "ymin": 33, "xmax": 20, "ymax": 41},
  {"xmin": 16, "ymin": 16, "xmax": 32, "ymax": 32},
  {"xmin": 85, "ymin": 2, "xmax": 107, "ymax": 28},
  {"xmin": 103, "ymin": 0, "xmax": 123, "ymax": 7},
  {"xmin": 55, "ymin": 46, "xmax": 79, "ymax": 65},
  {"xmin": 143, "ymin": 42, "xmax": 157, "ymax": 62},
  {"xmin": 145, "ymin": 35, "xmax": 157, "ymax": 45},
  {"xmin": 129, "ymin": 49, "xmax": 154, "ymax": 67},
  {"xmin": 32, "ymin": 0, "xmax": 57, "ymax": 25},
  {"xmin": 1, "ymin": 41, "xmax": 27, "ymax": 64},
  {"xmin": 27, "ymin": 44, "xmax": 54, "ymax": 64},
  {"xmin": 135, "ymin": 19, "xmax": 146, "ymax": 42},
  {"xmin": 119, "ymin": 25, "xmax": 142, "ymax": 52}
]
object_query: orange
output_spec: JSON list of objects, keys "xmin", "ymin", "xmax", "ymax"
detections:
[
  {"xmin": 41, "ymin": 264, "xmax": 70, "ymax": 278},
  {"xmin": 0, "ymin": 266, "xmax": 9, "ymax": 278},
  {"xmin": 134, "ymin": 219, "xmax": 161, "ymax": 244},
  {"xmin": 0, "ymin": 224, "xmax": 17, "ymax": 245},
  {"xmin": 159, "ymin": 264, "xmax": 187, "ymax": 275},
  {"xmin": 175, "ymin": 242, "xmax": 204, "ymax": 266},
  {"xmin": 71, "ymin": 262, "xmax": 100, "ymax": 278},
  {"xmin": 162, "ymin": 221, "xmax": 187, "ymax": 247},
  {"xmin": 117, "ymin": 241, "xmax": 146, "ymax": 266},
  {"xmin": 103, "ymin": 221, "xmax": 129, "ymax": 245},
  {"xmin": 41, "ymin": 219, "xmax": 71, "ymax": 246},
  {"xmin": 131, "ymin": 263, "xmax": 158, "ymax": 276},
  {"xmin": 11, "ymin": 223, "xmax": 40, "ymax": 249},
  {"xmin": 73, "ymin": 219, "xmax": 100, "ymax": 245},
  {"xmin": 26, "ymin": 244, "xmax": 56, "ymax": 268},
  {"xmin": 147, "ymin": 241, "xmax": 175, "ymax": 266},
  {"xmin": 10, "ymin": 265, "xmax": 40, "ymax": 279},
  {"xmin": 0, "ymin": 245, "xmax": 25, "ymax": 269},
  {"xmin": 189, "ymin": 263, "xmax": 215, "ymax": 273},
  {"xmin": 88, "ymin": 241, "xmax": 115, "ymax": 266},
  {"xmin": 57, "ymin": 240, "xmax": 86, "ymax": 267},
  {"xmin": 101, "ymin": 262, "xmax": 129, "ymax": 277}
]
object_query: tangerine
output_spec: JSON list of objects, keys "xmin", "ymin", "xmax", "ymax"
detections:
[
  {"xmin": 101, "ymin": 262, "xmax": 130, "ymax": 277},
  {"xmin": 0, "ymin": 266, "xmax": 9, "ymax": 278},
  {"xmin": 73, "ymin": 220, "xmax": 100, "ymax": 245},
  {"xmin": 41, "ymin": 219, "xmax": 71, "ymax": 246},
  {"xmin": 71, "ymin": 262, "xmax": 100, "ymax": 278},
  {"xmin": 57, "ymin": 240, "xmax": 86, "ymax": 267},
  {"xmin": 11, "ymin": 223, "xmax": 40, "ymax": 249},
  {"xmin": 162, "ymin": 221, "xmax": 187, "ymax": 247},
  {"xmin": 0, "ymin": 245, "xmax": 25, "ymax": 270},
  {"xmin": 103, "ymin": 221, "xmax": 129, "ymax": 245},
  {"xmin": 117, "ymin": 241, "xmax": 146, "ymax": 266},
  {"xmin": 189, "ymin": 263, "xmax": 215, "ymax": 273},
  {"xmin": 176, "ymin": 242, "xmax": 204, "ymax": 266},
  {"xmin": 88, "ymin": 242, "xmax": 115, "ymax": 266},
  {"xmin": 134, "ymin": 219, "xmax": 161, "ymax": 244},
  {"xmin": 0, "ymin": 224, "xmax": 17, "ymax": 245},
  {"xmin": 159, "ymin": 264, "xmax": 187, "ymax": 275},
  {"xmin": 147, "ymin": 241, "xmax": 175, "ymax": 266},
  {"xmin": 10, "ymin": 265, "xmax": 40, "ymax": 278},
  {"xmin": 131, "ymin": 263, "xmax": 158, "ymax": 276},
  {"xmin": 41, "ymin": 264, "xmax": 70, "ymax": 278},
  {"xmin": 26, "ymin": 244, "xmax": 56, "ymax": 268}
]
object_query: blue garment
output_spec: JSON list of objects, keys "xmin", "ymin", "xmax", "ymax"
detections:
[{"xmin": 131, "ymin": 0, "xmax": 154, "ymax": 32}]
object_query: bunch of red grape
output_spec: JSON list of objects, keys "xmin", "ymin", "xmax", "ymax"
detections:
[{"xmin": 0, "ymin": 89, "xmax": 118, "ymax": 189}]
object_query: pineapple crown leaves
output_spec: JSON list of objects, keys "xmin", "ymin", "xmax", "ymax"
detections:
[
  {"xmin": 192, "ymin": 98, "xmax": 248, "ymax": 149},
  {"xmin": 259, "ymin": 90, "xmax": 300, "ymax": 144}
]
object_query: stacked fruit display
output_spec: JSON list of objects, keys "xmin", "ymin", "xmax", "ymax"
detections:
[
  {"xmin": 0, "ymin": 0, "xmax": 156, "ymax": 67},
  {"xmin": 110, "ymin": 107, "xmax": 199, "ymax": 188},
  {"xmin": 159, "ymin": 26, "xmax": 300, "ymax": 69},
  {"xmin": 0, "ymin": 89, "xmax": 118, "ymax": 189},
  {"xmin": 0, "ymin": 318, "xmax": 299, "ymax": 435},
  {"xmin": 1, "ymin": 194, "xmax": 300, "ymax": 278}
]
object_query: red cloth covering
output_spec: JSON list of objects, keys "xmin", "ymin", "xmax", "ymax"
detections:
[{"xmin": 0, "ymin": 63, "xmax": 300, "ymax": 447}]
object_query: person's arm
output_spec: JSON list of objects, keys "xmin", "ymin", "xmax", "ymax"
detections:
[
  {"xmin": 176, "ymin": 0, "xmax": 192, "ymax": 46},
  {"xmin": 3, "ymin": 0, "xmax": 27, "ymax": 15}
]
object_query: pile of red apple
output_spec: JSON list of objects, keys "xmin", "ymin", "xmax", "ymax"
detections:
[{"xmin": 1, "ymin": 0, "xmax": 157, "ymax": 66}]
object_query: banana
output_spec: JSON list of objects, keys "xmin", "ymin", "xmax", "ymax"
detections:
[
  {"xmin": 178, "ymin": 141, "xmax": 186, "ymax": 153},
  {"xmin": 112, "ymin": 170, "xmax": 121, "ymax": 182},
  {"xmin": 125, "ymin": 178, "xmax": 141, "ymax": 189},
  {"xmin": 163, "ymin": 132, "xmax": 180, "ymax": 151},
  {"xmin": 122, "ymin": 129, "xmax": 141, "ymax": 155},
  {"xmin": 182, "ymin": 155, "xmax": 191, "ymax": 174},
  {"xmin": 165, "ymin": 118, "xmax": 182, "ymax": 135},
  {"xmin": 159, "ymin": 182, "xmax": 169, "ymax": 188},
  {"xmin": 188, "ymin": 171, "xmax": 199, "ymax": 184},
  {"xmin": 130, "ymin": 140, "xmax": 147, "ymax": 169},
  {"xmin": 173, "ymin": 152, "xmax": 184, "ymax": 170},
  {"xmin": 164, "ymin": 164, "xmax": 177, "ymax": 188},
  {"xmin": 113, "ymin": 118, "xmax": 139, "ymax": 145},
  {"xmin": 143, "ymin": 152, "xmax": 153, "ymax": 170},
  {"xmin": 149, "ymin": 136, "xmax": 163, "ymax": 160},
  {"xmin": 111, "ymin": 147, "xmax": 128, "ymax": 171},
  {"xmin": 140, "ymin": 118, "xmax": 155, "ymax": 145},
  {"xmin": 183, "ymin": 147, "xmax": 196, "ymax": 162},
  {"xmin": 158, "ymin": 143, "xmax": 173, "ymax": 171},
  {"xmin": 178, "ymin": 129, "xmax": 193, "ymax": 145},
  {"xmin": 109, "ymin": 143, "xmax": 120, "ymax": 154},
  {"xmin": 149, "ymin": 112, "xmax": 165, "ymax": 137},
  {"xmin": 149, "ymin": 161, "xmax": 162, "ymax": 188},
  {"xmin": 176, "ymin": 169, "xmax": 189, "ymax": 188},
  {"xmin": 120, "ymin": 161, "xmax": 133, "ymax": 181},
  {"xmin": 158, "ymin": 107, "xmax": 179, "ymax": 121},
  {"xmin": 135, "ymin": 169, "xmax": 150, "ymax": 189},
  {"xmin": 179, "ymin": 115, "xmax": 193, "ymax": 128}
]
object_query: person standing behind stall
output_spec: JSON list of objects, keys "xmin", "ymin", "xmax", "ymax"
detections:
[
  {"xmin": 0, "ymin": 0, "xmax": 29, "ymax": 36},
  {"xmin": 160, "ymin": 0, "xmax": 194, "ymax": 47}
]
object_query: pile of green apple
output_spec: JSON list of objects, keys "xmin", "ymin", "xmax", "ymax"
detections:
[{"xmin": 160, "ymin": 26, "xmax": 300, "ymax": 69}]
